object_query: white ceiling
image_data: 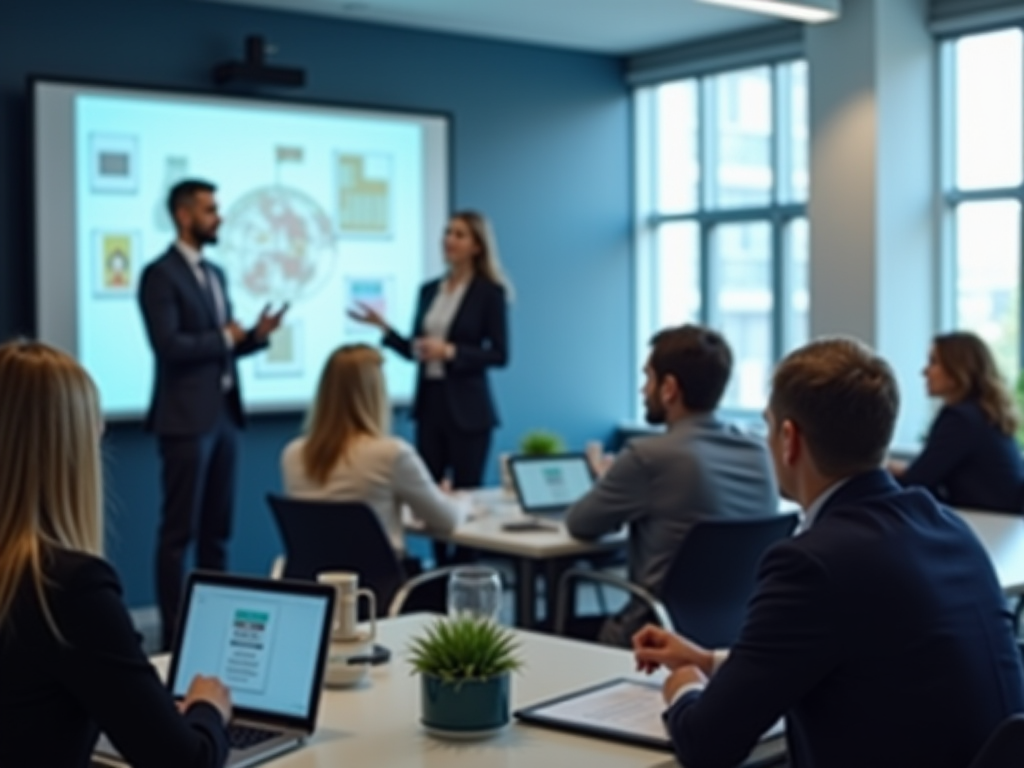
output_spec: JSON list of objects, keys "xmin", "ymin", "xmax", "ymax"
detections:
[{"xmin": 196, "ymin": 0, "xmax": 778, "ymax": 55}]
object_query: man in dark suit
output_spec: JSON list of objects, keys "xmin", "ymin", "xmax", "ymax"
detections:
[
  {"xmin": 634, "ymin": 338, "xmax": 1024, "ymax": 768},
  {"xmin": 139, "ymin": 179, "xmax": 286, "ymax": 648}
]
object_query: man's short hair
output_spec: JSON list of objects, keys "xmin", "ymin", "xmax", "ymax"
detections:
[
  {"xmin": 167, "ymin": 179, "xmax": 216, "ymax": 220},
  {"xmin": 769, "ymin": 338, "xmax": 899, "ymax": 477},
  {"xmin": 648, "ymin": 325, "xmax": 732, "ymax": 413}
]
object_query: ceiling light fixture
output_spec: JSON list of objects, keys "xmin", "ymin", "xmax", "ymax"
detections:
[{"xmin": 695, "ymin": 0, "xmax": 840, "ymax": 24}]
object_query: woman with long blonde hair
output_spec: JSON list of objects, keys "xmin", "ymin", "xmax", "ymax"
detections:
[
  {"xmin": 892, "ymin": 331, "xmax": 1024, "ymax": 512},
  {"xmin": 281, "ymin": 344, "xmax": 465, "ymax": 562},
  {"xmin": 0, "ymin": 340, "xmax": 232, "ymax": 768},
  {"xmin": 348, "ymin": 211, "xmax": 510, "ymax": 564}
]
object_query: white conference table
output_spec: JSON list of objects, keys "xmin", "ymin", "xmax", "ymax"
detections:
[
  {"xmin": 170, "ymin": 614, "xmax": 785, "ymax": 768},
  {"xmin": 408, "ymin": 488, "xmax": 626, "ymax": 629},
  {"xmin": 955, "ymin": 509, "xmax": 1024, "ymax": 596},
  {"xmin": 408, "ymin": 491, "xmax": 1024, "ymax": 628}
]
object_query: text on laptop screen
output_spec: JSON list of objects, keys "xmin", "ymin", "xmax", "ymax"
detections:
[
  {"xmin": 171, "ymin": 583, "xmax": 330, "ymax": 718},
  {"xmin": 514, "ymin": 457, "xmax": 594, "ymax": 509}
]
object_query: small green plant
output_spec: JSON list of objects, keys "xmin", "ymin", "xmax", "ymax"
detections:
[
  {"xmin": 519, "ymin": 429, "xmax": 565, "ymax": 456},
  {"xmin": 408, "ymin": 615, "xmax": 523, "ymax": 684}
]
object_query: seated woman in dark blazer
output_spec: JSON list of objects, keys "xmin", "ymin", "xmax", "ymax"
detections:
[
  {"xmin": 892, "ymin": 331, "xmax": 1024, "ymax": 512},
  {"xmin": 0, "ymin": 340, "xmax": 232, "ymax": 768}
]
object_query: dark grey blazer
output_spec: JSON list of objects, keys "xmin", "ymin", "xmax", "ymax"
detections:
[
  {"xmin": 139, "ymin": 246, "xmax": 266, "ymax": 436},
  {"xmin": 565, "ymin": 414, "xmax": 778, "ymax": 646}
]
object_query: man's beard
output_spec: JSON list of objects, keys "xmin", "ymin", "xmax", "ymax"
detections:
[
  {"xmin": 644, "ymin": 396, "xmax": 666, "ymax": 426},
  {"xmin": 191, "ymin": 223, "xmax": 218, "ymax": 247}
]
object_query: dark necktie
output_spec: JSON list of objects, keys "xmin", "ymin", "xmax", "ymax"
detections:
[{"xmin": 199, "ymin": 261, "xmax": 225, "ymax": 325}]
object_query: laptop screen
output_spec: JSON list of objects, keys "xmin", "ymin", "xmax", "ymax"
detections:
[
  {"xmin": 169, "ymin": 577, "xmax": 332, "ymax": 724},
  {"xmin": 510, "ymin": 454, "xmax": 595, "ymax": 511}
]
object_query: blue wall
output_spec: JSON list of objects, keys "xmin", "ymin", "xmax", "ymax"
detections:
[{"xmin": 0, "ymin": 0, "xmax": 634, "ymax": 606}]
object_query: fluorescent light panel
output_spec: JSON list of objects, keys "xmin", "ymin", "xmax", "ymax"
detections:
[{"xmin": 696, "ymin": 0, "xmax": 840, "ymax": 24}]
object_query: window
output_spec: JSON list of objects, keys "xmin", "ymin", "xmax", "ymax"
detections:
[
  {"xmin": 636, "ymin": 60, "xmax": 809, "ymax": 412},
  {"xmin": 942, "ymin": 27, "xmax": 1024, "ymax": 380}
]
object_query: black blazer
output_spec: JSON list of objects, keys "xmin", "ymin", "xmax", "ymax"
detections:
[
  {"xmin": 383, "ymin": 275, "xmax": 508, "ymax": 432},
  {"xmin": 0, "ymin": 550, "xmax": 229, "ymax": 768},
  {"xmin": 139, "ymin": 246, "xmax": 266, "ymax": 436},
  {"xmin": 899, "ymin": 400, "xmax": 1024, "ymax": 512},
  {"xmin": 664, "ymin": 470, "xmax": 1024, "ymax": 768}
]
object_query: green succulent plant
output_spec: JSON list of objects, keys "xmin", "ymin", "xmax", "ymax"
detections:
[
  {"xmin": 408, "ymin": 615, "xmax": 523, "ymax": 684},
  {"xmin": 519, "ymin": 429, "xmax": 565, "ymax": 456}
]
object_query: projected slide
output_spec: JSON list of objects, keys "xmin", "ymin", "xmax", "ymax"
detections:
[{"xmin": 34, "ymin": 81, "xmax": 448, "ymax": 416}]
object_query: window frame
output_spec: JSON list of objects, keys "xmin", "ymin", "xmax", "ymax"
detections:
[
  {"xmin": 634, "ymin": 57, "xmax": 809, "ymax": 419},
  {"xmin": 938, "ymin": 24, "xmax": 1024, "ymax": 376}
]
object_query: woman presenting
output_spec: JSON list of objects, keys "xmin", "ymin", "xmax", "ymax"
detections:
[{"xmin": 349, "ymin": 210, "xmax": 511, "ymax": 501}]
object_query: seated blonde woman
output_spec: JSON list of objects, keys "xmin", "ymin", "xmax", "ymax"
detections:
[
  {"xmin": 281, "ymin": 344, "xmax": 466, "ymax": 561},
  {"xmin": 0, "ymin": 340, "xmax": 231, "ymax": 768}
]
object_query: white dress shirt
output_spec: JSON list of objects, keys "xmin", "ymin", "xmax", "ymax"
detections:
[
  {"xmin": 421, "ymin": 279, "xmax": 468, "ymax": 379},
  {"xmin": 280, "ymin": 434, "xmax": 467, "ymax": 553},
  {"xmin": 176, "ymin": 240, "xmax": 235, "ymax": 390}
]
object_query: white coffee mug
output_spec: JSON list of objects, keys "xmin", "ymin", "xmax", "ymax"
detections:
[{"xmin": 317, "ymin": 571, "xmax": 376, "ymax": 643}]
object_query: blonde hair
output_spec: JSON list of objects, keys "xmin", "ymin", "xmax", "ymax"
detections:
[
  {"xmin": 302, "ymin": 345, "xmax": 391, "ymax": 485},
  {"xmin": 933, "ymin": 332, "xmax": 1018, "ymax": 436},
  {"xmin": 451, "ymin": 210, "xmax": 515, "ymax": 300},
  {"xmin": 0, "ymin": 340, "xmax": 104, "ymax": 638}
]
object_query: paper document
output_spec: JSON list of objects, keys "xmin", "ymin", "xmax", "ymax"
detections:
[
  {"xmin": 517, "ymin": 678, "xmax": 785, "ymax": 753},
  {"xmin": 530, "ymin": 680, "xmax": 669, "ymax": 742}
]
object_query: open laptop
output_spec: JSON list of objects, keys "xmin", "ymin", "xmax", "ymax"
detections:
[
  {"xmin": 94, "ymin": 571, "xmax": 335, "ymax": 768},
  {"xmin": 508, "ymin": 453, "xmax": 596, "ymax": 516}
]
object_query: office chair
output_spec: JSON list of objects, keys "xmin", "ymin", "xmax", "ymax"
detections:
[
  {"xmin": 970, "ymin": 713, "xmax": 1024, "ymax": 768},
  {"xmin": 267, "ymin": 494, "xmax": 455, "ymax": 616},
  {"xmin": 556, "ymin": 513, "xmax": 799, "ymax": 648}
]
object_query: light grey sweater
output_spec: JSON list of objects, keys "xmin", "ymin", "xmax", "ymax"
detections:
[{"xmin": 281, "ymin": 435, "xmax": 465, "ymax": 552}]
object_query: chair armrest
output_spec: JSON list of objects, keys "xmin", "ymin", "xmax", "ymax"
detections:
[
  {"xmin": 269, "ymin": 555, "xmax": 285, "ymax": 580},
  {"xmin": 554, "ymin": 567, "xmax": 676, "ymax": 636},
  {"xmin": 387, "ymin": 566, "xmax": 465, "ymax": 617}
]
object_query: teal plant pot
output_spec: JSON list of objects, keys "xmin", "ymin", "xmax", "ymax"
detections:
[{"xmin": 421, "ymin": 673, "xmax": 511, "ymax": 733}]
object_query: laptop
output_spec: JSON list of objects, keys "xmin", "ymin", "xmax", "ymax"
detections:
[
  {"xmin": 94, "ymin": 571, "xmax": 335, "ymax": 768},
  {"xmin": 508, "ymin": 453, "xmax": 596, "ymax": 516}
]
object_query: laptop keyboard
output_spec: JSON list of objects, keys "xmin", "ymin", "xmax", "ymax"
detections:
[{"xmin": 227, "ymin": 724, "xmax": 279, "ymax": 750}]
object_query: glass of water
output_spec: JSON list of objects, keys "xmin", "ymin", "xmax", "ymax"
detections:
[{"xmin": 447, "ymin": 566, "xmax": 502, "ymax": 623}]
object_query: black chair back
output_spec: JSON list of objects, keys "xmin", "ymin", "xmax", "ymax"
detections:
[
  {"xmin": 660, "ymin": 513, "xmax": 799, "ymax": 648},
  {"xmin": 267, "ymin": 494, "xmax": 405, "ymax": 616},
  {"xmin": 971, "ymin": 714, "xmax": 1024, "ymax": 768}
]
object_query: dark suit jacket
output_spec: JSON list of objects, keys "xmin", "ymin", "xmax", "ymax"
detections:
[
  {"xmin": 383, "ymin": 275, "xmax": 508, "ymax": 432},
  {"xmin": 664, "ymin": 469, "xmax": 1024, "ymax": 768},
  {"xmin": 0, "ymin": 550, "xmax": 228, "ymax": 768},
  {"xmin": 899, "ymin": 400, "xmax": 1024, "ymax": 512},
  {"xmin": 139, "ymin": 246, "xmax": 266, "ymax": 436}
]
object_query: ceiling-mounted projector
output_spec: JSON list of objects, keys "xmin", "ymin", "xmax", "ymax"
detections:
[{"xmin": 213, "ymin": 35, "xmax": 306, "ymax": 87}]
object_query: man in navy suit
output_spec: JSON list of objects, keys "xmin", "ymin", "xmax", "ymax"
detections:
[
  {"xmin": 634, "ymin": 338, "xmax": 1024, "ymax": 768},
  {"xmin": 139, "ymin": 179, "xmax": 286, "ymax": 648}
]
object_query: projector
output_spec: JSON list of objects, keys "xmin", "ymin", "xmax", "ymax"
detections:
[{"xmin": 213, "ymin": 35, "xmax": 306, "ymax": 87}]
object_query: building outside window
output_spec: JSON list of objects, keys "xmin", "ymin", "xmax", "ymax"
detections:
[
  {"xmin": 635, "ymin": 59, "xmax": 809, "ymax": 413},
  {"xmin": 941, "ymin": 26, "xmax": 1024, "ymax": 381}
]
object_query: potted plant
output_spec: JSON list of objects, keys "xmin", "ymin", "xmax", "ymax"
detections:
[
  {"xmin": 519, "ymin": 429, "xmax": 565, "ymax": 456},
  {"xmin": 409, "ymin": 615, "xmax": 523, "ymax": 738}
]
